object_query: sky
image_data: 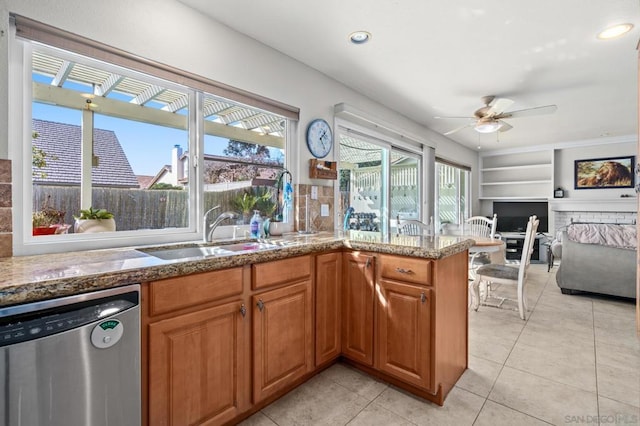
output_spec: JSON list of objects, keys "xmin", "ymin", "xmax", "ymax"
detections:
[{"xmin": 32, "ymin": 102, "xmax": 231, "ymax": 176}]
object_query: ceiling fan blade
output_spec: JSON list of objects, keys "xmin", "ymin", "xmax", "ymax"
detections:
[
  {"xmin": 498, "ymin": 120, "xmax": 513, "ymax": 132},
  {"xmin": 486, "ymin": 98, "xmax": 514, "ymax": 117},
  {"xmin": 434, "ymin": 115, "xmax": 475, "ymax": 120},
  {"xmin": 443, "ymin": 123, "xmax": 473, "ymax": 135},
  {"xmin": 496, "ymin": 104, "xmax": 557, "ymax": 119}
]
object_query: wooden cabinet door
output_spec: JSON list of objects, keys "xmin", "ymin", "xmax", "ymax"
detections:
[
  {"xmin": 253, "ymin": 280, "xmax": 313, "ymax": 403},
  {"xmin": 315, "ymin": 252, "xmax": 342, "ymax": 366},
  {"xmin": 341, "ymin": 252, "xmax": 375, "ymax": 365},
  {"xmin": 148, "ymin": 300, "xmax": 250, "ymax": 426},
  {"xmin": 375, "ymin": 279, "xmax": 432, "ymax": 390}
]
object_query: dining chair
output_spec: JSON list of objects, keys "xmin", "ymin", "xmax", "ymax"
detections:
[
  {"xmin": 469, "ymin": 215, "xmax": 539, "ymax": 320},
  {"xmin": 465, "ymin": 214, "xmax": 498, "ymax": 239},
  {"xmin": 397, "ymin": 215, "xmax": 432, "ymax": 236},
  {"xmin": 465, "ymin": 214, "xmax": 501, "ymax": 275}
]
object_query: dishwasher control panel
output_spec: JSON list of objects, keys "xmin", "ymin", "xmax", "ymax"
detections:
[{"xmin": 0, "ymin": 291, "xmax": 138, "ymax": 347}]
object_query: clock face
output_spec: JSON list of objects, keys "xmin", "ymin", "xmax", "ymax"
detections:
[{"xmin": 306, "ymin": 119, "xmax": 332, "ymax": 158}]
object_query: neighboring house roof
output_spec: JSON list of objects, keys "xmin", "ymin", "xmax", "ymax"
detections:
[
  {"xmin": 136, "ymin": 175, "xmax": 155, "ymax": 189},
  {"xmin": 32, "ymin": 118, "xmax": 139, "ymax": 188},
  {"xmin": 200, "ymin": 153, "xmax": 281, "ymax": 186},
  {"xmin": 146, "ymin": 149, "xmax": 283, "ymax": 189},
  {"xmin": 146, "ymin": 165, "xmax": 172, "ymax": 188}
]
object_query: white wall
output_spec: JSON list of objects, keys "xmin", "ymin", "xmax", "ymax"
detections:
[{"xmin": 0, "ymin": 0, "xmax": 477, "ymax": 189}]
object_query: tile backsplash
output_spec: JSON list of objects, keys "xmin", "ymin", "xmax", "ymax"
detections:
[
  {"xmin": 0, "ymin": 159, "xmax": 12, "ymax": 257},
  {"xmin": 295, "ymin": 184, "xmax": 335, "ymax": 233}
]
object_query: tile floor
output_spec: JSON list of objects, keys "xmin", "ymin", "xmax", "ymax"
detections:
[{"xmin": 240, "ymin": 264, "xmax": 640, "ymax": 425}]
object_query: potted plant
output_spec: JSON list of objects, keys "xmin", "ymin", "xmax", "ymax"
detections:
[
  {"xmin": 74, "ymin": 207, "xmax": 116, "ymax": 233},
  {"xmin": 253, "ymin": 188, "xmax": 277, "ymax": 218},
  {"xmin": 231, "ymin": 192, "xmax": 259, "ymax": 224},
  {"xmin": 32, "ymin": 196, "xmax": 66, "ymax": 236}
]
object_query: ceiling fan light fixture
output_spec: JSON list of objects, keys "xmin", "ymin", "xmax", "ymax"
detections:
[
  {"xmin": 597, "ymin": 23, "xmax": 633, "ymax": 40},
  {"xmin": 474, "ymin": 119, "xmax": 502, "ymax": 133}
]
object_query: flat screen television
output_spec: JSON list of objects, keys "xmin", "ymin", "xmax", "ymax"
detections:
[{"xmin": 493, "ymin": 201, "xmax": 548, "ymax": 234}]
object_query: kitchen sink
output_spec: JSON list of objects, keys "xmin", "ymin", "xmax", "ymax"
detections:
[{"xmin": 140, "ymin": 241, "xmax": 284, "ymax": 261}]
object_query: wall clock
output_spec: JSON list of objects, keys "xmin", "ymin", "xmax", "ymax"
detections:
[{"xmin": 306, "ymin": 118, "xmax": 333, "ymax": 158}]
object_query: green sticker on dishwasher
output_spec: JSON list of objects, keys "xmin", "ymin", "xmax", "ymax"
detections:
[{"xmin": 99, "ymin": 320, "xmax": 120, "ymax": 330}]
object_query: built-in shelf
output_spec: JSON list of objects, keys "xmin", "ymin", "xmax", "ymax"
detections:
[{"xmin": 480, "ymin": 150, "xmax": 553, "ymax": 200}]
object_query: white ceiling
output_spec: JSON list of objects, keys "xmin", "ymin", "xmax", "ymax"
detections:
[{"xmin": 178, "ymin": 0, "xmax": 640, "ymax": 151}]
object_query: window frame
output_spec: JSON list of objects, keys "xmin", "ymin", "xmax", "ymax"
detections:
[{"xmin": 9, "ymin": 18, "xmax": 296, "ymax": 256}]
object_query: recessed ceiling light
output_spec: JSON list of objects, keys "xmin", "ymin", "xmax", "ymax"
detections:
[
  {"xmin": 349, "ymin": 31, "xmax": 371, "ymax": 45},
  {"xmin": 597, "ymin": 23, "xmax": 634, "ymax": 40}
]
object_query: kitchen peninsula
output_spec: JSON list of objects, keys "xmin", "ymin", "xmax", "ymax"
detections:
[{"xmin": 0, "ymin": 232, "xmax": 473, "ymax": 425}]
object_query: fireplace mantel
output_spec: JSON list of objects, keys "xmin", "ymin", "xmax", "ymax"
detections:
[{"xmin": 549, "ymin": 198, "xmax": 637, "ymax": 212}]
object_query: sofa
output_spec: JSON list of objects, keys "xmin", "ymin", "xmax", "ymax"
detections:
[{"xmin": 556, "ymin": 224, "xmax": 637, "ymax": 299}]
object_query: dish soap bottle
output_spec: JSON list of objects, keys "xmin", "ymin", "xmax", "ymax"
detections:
[{"xmin": 250, "ymin": 210, "xmax": 262, "ymax": 238}]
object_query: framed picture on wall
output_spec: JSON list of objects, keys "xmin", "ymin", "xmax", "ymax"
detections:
[{"xmin": 574, "ymin": 155, "xmax": 634, "ymax": 189}]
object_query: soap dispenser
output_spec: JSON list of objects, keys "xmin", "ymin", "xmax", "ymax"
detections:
[{"xmin": 249, "ymin": 210, "xmax": 262, "ymax": 238}]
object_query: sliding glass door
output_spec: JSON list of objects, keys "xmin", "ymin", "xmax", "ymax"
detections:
[
  {"xmin": 435, "ymin": 160, "xmax": 470, "ymax": 233},
  {"xmin": 390, "ymin": 148, "xmax": 421, "ymax": 228},
  {"xmin": 338, "ymin": 131, "xmax": 388, "ymax": 238},
  {"xmin": 337, "ymin": 126, "xmax": 422, "ymax": 238}
]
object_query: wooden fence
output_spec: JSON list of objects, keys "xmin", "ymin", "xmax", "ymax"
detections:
[{"xmin": 33, "ymin": 185, "xmax": 273, "ymax": 232}]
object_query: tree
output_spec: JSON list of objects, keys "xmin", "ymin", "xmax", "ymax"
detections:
[
  {"xmin": 150, "ymin": 183, "xmax": 183, "ymax": 190},
  {"xmin": 32, "ymin": 131, "xmax": 57, "ymax": 178},
  {"xmin": 223, "ymin": 140, "xmax": 270, "ymax": 159}
]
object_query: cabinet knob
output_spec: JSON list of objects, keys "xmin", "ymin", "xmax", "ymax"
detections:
[
  {"xmin": 240, "ymin": 304, "xmax": 247, "ymax": 317},
  {"xmin": 257, "ymin": 299, "xmax": 264, "ymax": 312},
  {"xmin": 421, "ymin": 292, "xmax": 427, "ymax": 303},
  {"xmin": 395, "ymin": 267, "xmax": 413, "ymax": 274},
  {"xmin": 365, "ymin": 257, "xmax": 372, "ymax": 268}
]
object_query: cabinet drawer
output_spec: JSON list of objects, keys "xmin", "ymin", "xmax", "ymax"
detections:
[
  {"xmin": 253, "ymin": 255, "xmax": 311, "ymax": 290},
  {"xmin": 379, "ymin": 254, "xmax": 432, "ymax": 286},
  {"xmin": 149, "ymin": 268, "xmax": 244, "ymax": 316}
]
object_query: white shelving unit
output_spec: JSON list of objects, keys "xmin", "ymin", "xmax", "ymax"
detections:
[{"xmin": 479, "ymin": 150, "xmax": 553, "ymax": 200}]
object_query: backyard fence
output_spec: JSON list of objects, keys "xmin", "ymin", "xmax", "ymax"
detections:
[{"xmin": 33, "ymin": 185, "xmax": 274, "ymax": 232}]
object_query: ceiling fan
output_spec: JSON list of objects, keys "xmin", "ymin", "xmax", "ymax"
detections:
[{"xmin": 435, "ymin": 96, "xmax": 557, "ymax": 136}]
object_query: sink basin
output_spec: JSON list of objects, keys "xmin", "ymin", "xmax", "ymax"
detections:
[{"xmin": 141, "ymin": 241, "xmax": 281, "ymax": 261}]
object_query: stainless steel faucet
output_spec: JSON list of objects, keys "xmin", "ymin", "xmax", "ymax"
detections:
[{"xmin": 203, "ymin": 205, "xmax": 238, "ymax": 242}]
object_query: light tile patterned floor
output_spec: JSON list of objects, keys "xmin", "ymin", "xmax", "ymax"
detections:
[{"xmin": 240, "ymin": 264, "xmax": 640, "ymax": 425}]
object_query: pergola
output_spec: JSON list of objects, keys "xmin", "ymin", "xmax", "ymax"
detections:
[
  {"xmin": 31, "ymin": 48, "xmax": 286, "ymax": 208},
  {"xmin": 32, "ymin": 50, "xmax": 286, "ymax": 148}
]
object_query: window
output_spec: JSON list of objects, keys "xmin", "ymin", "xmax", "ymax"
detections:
[
  {"xmin": 435, "ymin": 160, "xmax": 470, "ymax": 232},
  {"xmin": 11, "ymin": 16, "xmax": 297, "ymax": 255},
  {"xmin": 201, "ymin": 93, "xmax": 286, "ymax": 225},
  {"xmin": 31, "ymin": 47, "xmax": 192, "ymax": 234}
]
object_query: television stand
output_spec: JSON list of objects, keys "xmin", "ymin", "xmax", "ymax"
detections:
[{"xmin": 501, "ymin": 232, "xmax": 547, "ymax": 263}]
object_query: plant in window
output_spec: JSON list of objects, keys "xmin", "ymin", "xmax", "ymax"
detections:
[
  {"xmin": 73, "ymin": 207, "xmax": 116, "ymax": 233},
  {"xmin": 252, "ymin": 187, "xmax": 277, "ymax": 218},
  {"xmin": 32, "ymin": 195, "xmax": 66, "ymax": 235},
  {"xmin": 231, "ymin": 192, "xmax": 259, "ymax": 224}
]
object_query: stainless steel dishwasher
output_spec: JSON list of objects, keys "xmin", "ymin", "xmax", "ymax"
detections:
[{"xmin": 0, "ymin": 284, "xmax": 140, "ymax": 426}]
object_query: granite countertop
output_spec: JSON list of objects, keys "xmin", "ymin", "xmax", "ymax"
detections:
[{"xmin": 0, "ymin": 232, "xmax": 474, "ymax": 308}]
